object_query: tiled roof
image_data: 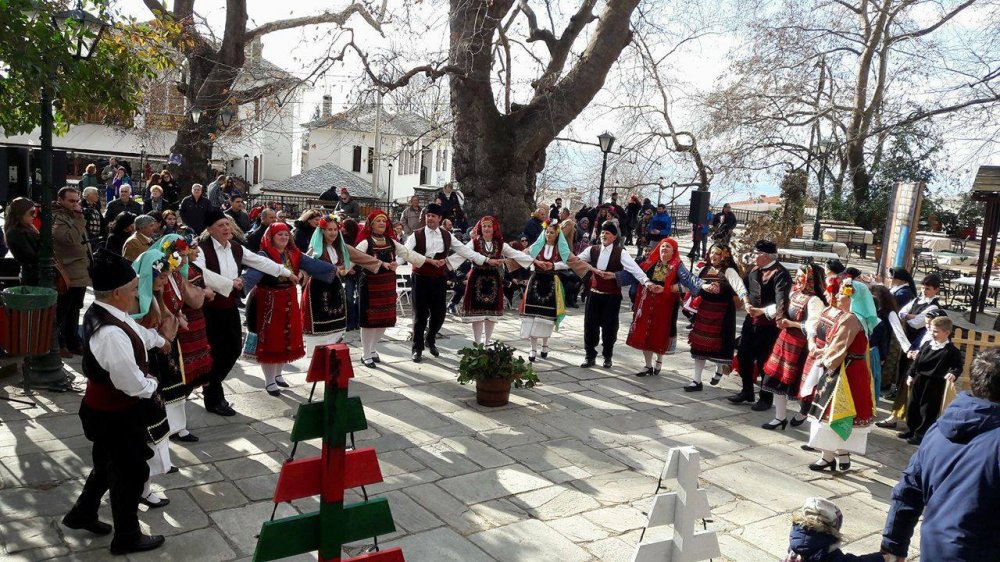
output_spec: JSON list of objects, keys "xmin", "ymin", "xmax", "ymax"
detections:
[
  {"xmin": 263, "ymin": 162, "xmax": 381, "ymax": 199},
  {"xmin": 303, "ymin": 107, "xmax": 446, "ymax": 138}
]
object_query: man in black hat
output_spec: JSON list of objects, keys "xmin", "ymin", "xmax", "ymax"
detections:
[
  {"xmin": 63, "ymin": 250, "xmax": 176, "ymax": 555},
  {"xmin": 730, "ymin": 240, "xmax": 792, "ymax": 409},
  {"xmin": 193, "ymin": 209, "xmax": 298, "ymax": 416},
  {"xmin": 403, "ymin": 203, "xmax": 498, "ymax": 362},
  {"xmin": 573, "ymin": 220, "xmax": 655, "ymax": 368}
]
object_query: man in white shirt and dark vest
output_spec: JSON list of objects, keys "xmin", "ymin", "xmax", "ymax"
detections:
[
  {"xmin": 730, "ymin": 239, "xmax": 793, "ymax": 410},
  {"xmin": 573, "ymin": 221, "xmax": 654, "ymax": 368},
  {"xmin": 62, "ymin": 250, "xmax": 177, "ymax": 555},
  {"xmin": 403, "ymin": 203, "xmax": 499, "ymax": 362},
  {"xmin": 193, "ymin": 209, "xmax": 296, "ymax": 416}
]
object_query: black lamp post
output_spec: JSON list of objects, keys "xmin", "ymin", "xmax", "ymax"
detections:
[
  {"xmin": 28, "ymin": 0, "xmax": 108, "ymax": 389},
  {"xmin": 190, "ymin": 106, "xmax": 202, "ymax": 124},
  {"xmin": 597, "ymin": 131, "xmax": 615, "ymax": 205},
  {"xmin": 218, "ymin": 107, "xmax": 236, "ymax": 129},
  {"xmin": 243, "ymin": 153, "xmax": 249, "ymax": 183},
  {"xmin": 387, "ymin": 162, "xmax": 394, "ymax": 208},
  {"xmin": 139, "ymin": 142, "xmax": 146, "ymax": 184}
]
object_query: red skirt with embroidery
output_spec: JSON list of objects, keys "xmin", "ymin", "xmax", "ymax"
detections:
[
  {"xmin": 761, "ymin": 327, "xmax": 808, "ymax": 397},
  {"xmin": 178, "ymin": 306, "xmax": 212, "ymax": 388},
  {"xmin": 358, "ymin": 269, "xmax": 397, "ymax": 328},
  {"xmin": 250, "ymin": 284, "xmax": 305, "ymax": 364}
]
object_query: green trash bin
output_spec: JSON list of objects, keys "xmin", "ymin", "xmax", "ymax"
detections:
[{"xmin": 1, "ymin": 286, "xmax": 58, "ymax": 356}]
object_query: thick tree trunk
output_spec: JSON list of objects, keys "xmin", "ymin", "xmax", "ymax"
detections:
[
  {"xmin": 846, "ymin": 138, "xmax": 870, "ymax": 203},
  {"xmin": 169, "ymin": 121, "xmax": 215, "ymax": 196}
]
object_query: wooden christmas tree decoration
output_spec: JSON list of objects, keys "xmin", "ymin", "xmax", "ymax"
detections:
[
  {"xmin": 631, "ymin": 446, "xmax": 719, "ymax": 562},
  {"xmin": 253, "ymin": 343, "xmax": 405, "ymax": 562}
]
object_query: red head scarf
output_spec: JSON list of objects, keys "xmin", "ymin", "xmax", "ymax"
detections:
[
  {"xmin": 471, "ymin": 215, "xmax": 504, "ymax": 255},
  {"xmin": 355, "ymin": 209, "xmax": 396, "ymax": 245},
  {"xmin": 640, "ymin": 237, "xmax": 681, "ymax": 287},
  {"xmin": 261, "ymin": 222, "xmax": 302, "ymax": 272}
]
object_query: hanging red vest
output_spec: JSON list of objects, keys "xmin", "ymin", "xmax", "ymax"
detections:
[
  {"xmin": 412, "ymin": 228, "xmax": 451, "ymax": 278},
  {"xmin": 589, "ymin": 245, "xmax": 624, "ymax": 294}
]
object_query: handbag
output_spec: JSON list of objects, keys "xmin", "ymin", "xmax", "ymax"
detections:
[{"xmin": 54, "ymin": 260, "xmax": 70, "ymax": 295}]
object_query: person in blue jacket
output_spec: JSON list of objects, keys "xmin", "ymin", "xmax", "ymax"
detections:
[
  {"xmin": 647, "ymin": 204, "xmax": 672, "ymax": 244},
  {"xmin": 784, "ymin": 497, "xmax": 885, "ymax": 562},
  {"xmin": 880, "ymin": 347, "xmax": 1000, "ymax": 561}
]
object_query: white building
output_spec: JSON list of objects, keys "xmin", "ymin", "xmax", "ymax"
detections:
[
  {"xmin": 299, "ymin": 100, "xmax": 452, "ymax": 202},
  {"xmin": 0, "ymin": 38, "xmax": 300, "ymax": 190}
]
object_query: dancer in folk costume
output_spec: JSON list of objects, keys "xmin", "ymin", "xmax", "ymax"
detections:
[
  {"xmin": 168, "ymin": 234, "xmax": 214, "ymax": 429},
  {"xmin": 242, "ymin": 223, "xmax": 335, "ymax": 396},
  {"xmin": 626, "ymin": 238, "xmax": 702, "ymax": 378},
  {"xmin": 759, "ymin": 263, "xmax": 827, "ymax": 429},
  {"xmin": 355, "ymin": 209, "xmax": 428, "ymax": 367},
  {"xmin": 301, "ymin": 214, "xmax": 352, "ymax": 344},
  {"xmin": 800, "ymin": 279, "xmax": 879, "ymax": 472},
  {"xmin": 452, "ymin": 216, "xmax": 533, "ymax": 345},
  {"xmin": 153, "ymin": 234, "xmax": 212, "ymax": 445},
  {"xmin": 131, "ymin": 247, "xmax": 181, "ymax": 508},
  {"xmin": 687, "ymin": 244, "xmax": 748, "ymax": 388},
  {"xmin": 520, "ymin": 221, "xmax": 573, "ymax": 361}
]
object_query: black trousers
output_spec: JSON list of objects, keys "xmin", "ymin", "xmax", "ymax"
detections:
[
  {"xmin": 584, "ymin": 292, "xmax": 622, "ymax": 359},
  {"xmin": 906, "ymin": 375, "xmax": 947, "ymax": 437},
  {"xmin": 204, "ymin": 305, "xmax": 242, "ymax": 408},
  {"xmin": 67, "ymin": 433, "xmax": 152, "ymax": 542},
  {"xmin": 736, "ymin": 317, "xmax": 780, "ymax": 401},
  {"xmin": 412, "ymin": 274, "xmax": 447, "ymax": 351},
  {"xmin": 56, "ymin": 286, "xmax": 87, "ymax": 350}
]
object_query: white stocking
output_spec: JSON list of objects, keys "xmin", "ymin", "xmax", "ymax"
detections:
[
  {"xmin": 262, "ymin": 363, "xmax": 281, "ymax": 388},
  {"xmin": 472, "ymin": 321, "xmax": 485, "ymax": 344},
  {"xmin": 541, "ymin": 337, "xmax": 549, "ymax": 350},
  {"xmin": 642, "ymin": 351, "xmax": 654, "ymax": 368},
  {"xmin": 529, "ymin": 337, "xmax": 538, "ymax": 352},
  {"xmin": 693, "ymin": 358, "xmax": 707, "ymax": 384},
  {"xmin": 654, "ymin": 353, "xmax": 663, "ymax": 366},
  {"xmin": 360, "ymin": 327, "xmax": 384, "ymax": 359},
  {"xmin": 484, "ymin": 320, "xmax": 496, "ymax": 344},
  {"xmin": 774, "ymin": 394, "xmax": 788, "ymax": 420}
]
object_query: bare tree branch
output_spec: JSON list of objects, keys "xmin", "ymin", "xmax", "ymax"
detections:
[{"xmin": 244, "ymin": 2, "xmax": 384, "ymax": 42}]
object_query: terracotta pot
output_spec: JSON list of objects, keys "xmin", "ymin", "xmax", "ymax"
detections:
[{"xmin": 476, "ymin": 378, "xmax": 512, "ymax": 407}]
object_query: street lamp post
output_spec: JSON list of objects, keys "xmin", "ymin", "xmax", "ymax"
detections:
[
  {"xmin": 387, "ymin": 162, "xmax": 394, "ymax": 208},
  {"xmin": 597, "ymin": 132, "xmax": 615, "ymax": 205},
  {"xmin": 139, "ymin": 142, "xmax": 146, "ymax": 184},
  {"xmin": 243, "ymin": 153, "xmax": 249, "ymax": 183},
  {"xmin": 28, "ymin": 0, "xmax": 108, "ymax": 389}
]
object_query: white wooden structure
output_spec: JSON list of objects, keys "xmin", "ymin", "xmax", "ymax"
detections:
[{"xmin": 631, "ymin": 446, "xmax": 720, "ymax": 562}]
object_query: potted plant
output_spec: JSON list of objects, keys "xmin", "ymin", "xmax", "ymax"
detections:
[{"xmin": 457, "ymin": 342, "xmax": 539, "ymax": 407}]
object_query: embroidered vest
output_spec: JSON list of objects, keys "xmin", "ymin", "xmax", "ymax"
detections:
[
  {"xmin": 589, "ymin": 245, "xmax": 623, "ymax": 293},
  {"xmin": 81, "ymin": 305, "xmax": 152, "ymax": 412},
  {"xmin": 201, "ymin": 239, "xmax": 244, "ymax": 309}
]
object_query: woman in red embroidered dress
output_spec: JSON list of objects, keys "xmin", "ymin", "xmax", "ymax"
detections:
[
  {"xmin": 355, "ymin": 210, "xmax": 428, "ymax": 367},
  {"xmin": 626, "ymin": 238, "xmax": 701, "ymax": 377},
  {"xmin": 799, "ymin": 279, "xmax": 878, "ymax": 472},
  {"xmin": 687, "ymin": 244, "xmax": 748, "ymax": 388},
  {"xmin": 759, "ymin": 263, "xmax": 827, "ymax": 430},
  {"xmin": 453, "ymin": 216, "xmax": 533, "ymax": 345},
  {"xmin": 242, "ymin": 223, "xmax": 335, "ymax": 396}
]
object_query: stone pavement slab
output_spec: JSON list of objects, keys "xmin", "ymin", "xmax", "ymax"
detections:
[{"xmin": 0, "ymin": 290, "xmax": 922, "ymax": 561}]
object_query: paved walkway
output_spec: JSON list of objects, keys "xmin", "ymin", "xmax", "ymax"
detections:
[{"xmin": 0, "ymin": 304, "xmax": 919, "ymax": 561}]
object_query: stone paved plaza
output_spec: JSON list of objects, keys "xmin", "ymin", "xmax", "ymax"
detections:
[{"xmin": 0, "ymin": 303, "xmax": 920, "ymax": 561}]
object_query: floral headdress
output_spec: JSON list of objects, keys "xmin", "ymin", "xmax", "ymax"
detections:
[
  {"xmin": 158, "ymin": 233, "xmax": 195, "ymax": 278},
  {"xmin": 309, "ymin": 213, "xmax": 352, "ymax": 271}
]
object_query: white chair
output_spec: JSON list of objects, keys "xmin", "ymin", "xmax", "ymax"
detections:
[{"xmin": 396, "ymin": 274, "xmax": 411, "ymax": 316}]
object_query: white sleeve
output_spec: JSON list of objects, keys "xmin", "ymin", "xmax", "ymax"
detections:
[
  {"xmin": 193, "ymin": 249, "xmax": 207, "ymax": 270},
  {"xmin": 356, "ymin": 239, "xmax": 369, "ymax": 253},
  {"xmin": 91, "ymin": 326, "xmax": 158, "ymax": 398},
  {"xmin": 619, "ymin": 251, "xmax": 649, "ymax": 285},
  {"xmin": 449, "ymin": 233, "xmax": 487, "ymax": 265},
  {"xmin": 575, "ymin": 247, "xmax": 593, "ymax": 263},
  {"xmin": 241, "ymin": 248, "xmax": 291, "ymax": 278},
  {"xmin": 904, "ymin": 304, "xmax": 936, "ymax": 328},
  {"xmin": 888, "ymin": 312, "xmax": 911, "ymax": 349},
  {"xmin": 447, "ymin": 253, "xmax": 468, "ymax": 270},
  {"xmin": 763, "ymin": 304, "xmax": 778, "ymax": 320},
  {"xmin": 725, "ymin": 268, "xmax": 748, "ymax": 300},
  {"xmin": 393, "ymin": 240, "xmax": 426, "ymax": 267},
  {"xmin": 201, "ymin": 267, "xmax": 234, "ymax": 297},
  {"xmin": 502, "ymin": 243, "xmax": 535, "ymax": 268},
  {"xmin": 803, "ymin": 296, "xmax": 825, "ymax": 347},
  {"xmin": 404, "ymin": 231, "xmax": 417, "ymax": 252}
]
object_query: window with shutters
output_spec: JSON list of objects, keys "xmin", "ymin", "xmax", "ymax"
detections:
[
  {"xmin": 352, "ymin": 146, "xmax": 362, "ymax": 172},
  {"xmin": 367, "ymin": 147, "xmax": 374, "ymax": 174},
  {"xmin": 442, "ymin": 149, "xmax": 449, "ymax": 171}
]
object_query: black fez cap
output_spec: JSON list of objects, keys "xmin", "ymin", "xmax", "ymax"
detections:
[
  {"xmin": 91, "ymin": 249, "xmax": 137, "ymax": 291},
  {"xmin": 826, "ymin": 259, "xmax": 846, "ymax": 275},
  {"xmin": 601, "ymin": 221, "xmax": 619, "ymax": 236},
  {"xmin": 922, "ymin": 273, "xmax": 942, "ymax": 289},
  {"xmin": 425, "ymin": 203, "xmax": 443, "ymax": 217},
  {"xmin": 204, "ymin": 209, "xmax": 227, "ymax": 228},
  {"xmin": 926, "ymin": 308, "xmax": 948, "ymax": 320},
  {"xmin": 891, "ymin": 268, "xmax": 913, "ymax": 283},
  {"xmin": 755, "ymin": 239, "xmax": 777, "ymax": 254}
]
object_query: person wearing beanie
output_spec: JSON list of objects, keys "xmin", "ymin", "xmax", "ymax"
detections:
[
  {"xmin": 192, "ymin": 209, "xmax": 297, "ymax": 416},
  {"xmin": 729, "ymin": 240, "xmax": 793, "ymax": 410},
  {"xmin": 403, "ymin": 202, "xmax": 498, "ymax": 362},
  {"xmin": 569, "ymin": 220, "xmax": 652, "ymax": 369},
  {"xmin": 784, "ymin": 497, "xmax": 885, "ymax": 562},
  {"xmin": 62, "ymin": 249, "xmax": 175, "ymax": 555},
  {"xmin": 122, "ymin": 214, "xmax": 159, "ymax": 261}
]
